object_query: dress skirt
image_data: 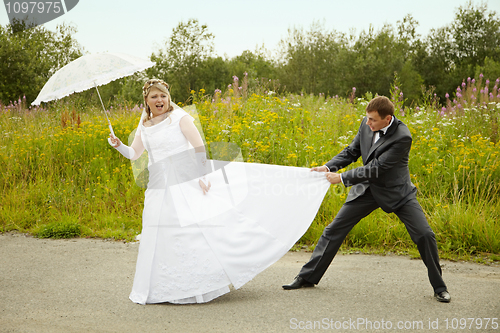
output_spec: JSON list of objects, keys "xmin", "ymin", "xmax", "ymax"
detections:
[{"xmin": 129, "ymin": 157, "xmax": 331, "ymax": 304}]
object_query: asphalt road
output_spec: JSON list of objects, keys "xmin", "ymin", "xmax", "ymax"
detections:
[{"xmin": 1, "ymin": 232, "xmax": 499, "ymax": 332}]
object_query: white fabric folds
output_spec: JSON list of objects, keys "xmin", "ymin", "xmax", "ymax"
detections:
[{"xmin": 128, "ymin": 108, "xmax": 331, "ymax": 304}]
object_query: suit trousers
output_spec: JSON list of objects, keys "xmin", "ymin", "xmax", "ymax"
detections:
[{"xmin": 299, "ymin": 187, "xmax": 447, "ymax": 293}]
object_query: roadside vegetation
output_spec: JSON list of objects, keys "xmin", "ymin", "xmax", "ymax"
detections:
[{"xmin": 1, "ymin": 1, "xmax": 499, "ymax": 263}]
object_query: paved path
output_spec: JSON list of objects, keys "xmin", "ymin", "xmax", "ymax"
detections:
[{"xmin": 1, "ymin": 233, "xmax": 499, "ymax": 332}]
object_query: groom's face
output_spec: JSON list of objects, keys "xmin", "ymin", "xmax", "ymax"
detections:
[{"xmin": 366, "ymin": 111, "xmax": 391, "ymax": 131}]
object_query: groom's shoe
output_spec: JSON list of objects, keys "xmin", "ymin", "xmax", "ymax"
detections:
[
  {"xmin": 434, "ymin": 290, "xmax": 451, "ymax": 303},
  {"xmin": 282, "ymin": 276, "xmax": 314, "ymax": 290}
]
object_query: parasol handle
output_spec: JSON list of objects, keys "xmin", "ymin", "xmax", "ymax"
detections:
[
  {"xmin": 108, "ymin": 124, "xmax": 115, "ymax": 137},
  {"xmin": 94, "ymin": 81, "xmax": 115, "ymax": 137}
]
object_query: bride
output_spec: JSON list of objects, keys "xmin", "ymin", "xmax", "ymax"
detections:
[{"xmin": 108, "ymin": 79, "xmax": 330, "ymax": 304}]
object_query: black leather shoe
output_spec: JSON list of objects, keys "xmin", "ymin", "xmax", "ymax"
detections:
[
  {"xmin": 434, "ymin": 290, "xmax": 451, "ymax": 303},
  {"xmin": 282, "ymin": 276, "xmax": 314, "ymax": 290}
]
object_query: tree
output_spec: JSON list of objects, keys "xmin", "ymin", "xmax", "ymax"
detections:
[
  {"xmin": 0, "ymin": 20, "xmax": 83, "ymax": 104},
  {"xmin": 396, "ymin": 14, "xmax": 421, "ymax": 61},
  {"xmin": 414, "ymin": 1, "xmax": 500, "ymax": 100},
  {"xmin": 474, "ymin": 56, "xmax": 500, "ymax": 81},
  {"xmin": 393, "ymin": 15, "xmax": 425, "ymax": 105},
  {"xmin": 349, "ymin": 24, "xmax": 408, "ymax": 98},
  {"xmin": 228, "ymin": 50, "xmax": 276, "ymax": 79},
  {"xmin": 197, "ymin": 56, "xmax": 230, "ymax": 94},
  {"xmin": 398, "ymin": 61, "xmax": 424, "ymax": 105},
  {"xmin": 412, "ymin": 26, "xmax": 454, "ymax": 99},
  {"xmin": 278, "ymin": 22, "xmax": 345, "ymax": 95},
  {"xmin": 277, "ymin": 21, "xmax": 418, "ymax": 100},
  {"xmin": 150, "ymin": 19, "xmax": 215, "ymax": 102},
  {"xmin": 450, "ymin": 1, "xmax": 500, "ymax": 70}
]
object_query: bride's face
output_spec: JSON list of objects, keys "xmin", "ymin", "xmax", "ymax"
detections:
[{"xmin": 146, "ymin": 87, "xmax": 170, "ymax": 118}]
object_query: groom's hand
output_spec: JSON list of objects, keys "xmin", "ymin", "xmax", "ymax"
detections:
[
  {"xmin": 326, "ymin": 172, "xmax": 342, "ymax": 184},
  {"xmin": 311, "ymin": 165, "xmax": 328, "ymax": 172}
]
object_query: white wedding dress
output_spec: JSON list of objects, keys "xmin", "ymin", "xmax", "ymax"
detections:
[{"xmin": 128, "ymin": 107, "xmax": 330, "ymax": 304}]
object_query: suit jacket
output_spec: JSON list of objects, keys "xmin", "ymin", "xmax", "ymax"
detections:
[{"xmin": 325, "ymin": 116, "xmax": 417, "ymax": 213}]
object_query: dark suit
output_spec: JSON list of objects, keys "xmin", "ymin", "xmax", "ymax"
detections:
[{"xmin": 299, "ymin": 116, "xmax": 447, "ymax": 293}]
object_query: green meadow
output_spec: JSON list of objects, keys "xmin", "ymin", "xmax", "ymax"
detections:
[{"xmin": 1, "ymin": 77, "xmax": 499, "ymax": 263}]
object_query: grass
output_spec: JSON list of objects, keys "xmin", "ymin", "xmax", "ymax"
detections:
[
  {"xmin": 0, "ymin": 102, "xmax": 144, "ymax": 241},
  {"xmin": 1, "ymin": 76, "xmax": 499, "ymax": 262}
]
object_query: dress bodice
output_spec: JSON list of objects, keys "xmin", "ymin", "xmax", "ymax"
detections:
[{"xmin": 138, "ymin": 108, "xmax": 194, "ymax": 166}]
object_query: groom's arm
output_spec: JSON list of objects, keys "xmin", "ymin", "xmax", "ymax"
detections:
[
  {"xmin": 341, "ymin": 135, "xmax": 411, "ymax": 186},
  {"xmin": 324, "ymin": 131, "xmax": 362, "ymax": 173}
]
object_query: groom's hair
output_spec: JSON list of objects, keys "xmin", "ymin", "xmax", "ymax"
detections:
[{"xmin": 366, "ymin": 96, "xmax": 394, "ymax": 118}]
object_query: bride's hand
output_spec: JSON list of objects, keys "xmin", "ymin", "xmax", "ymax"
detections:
[
  {"xmin": 199, "ymin": 179, "xmax": 211, "ymax": 195},
  {"xmin": 108, "ymin": 134, "xmax": 121, "ymax": 148}
]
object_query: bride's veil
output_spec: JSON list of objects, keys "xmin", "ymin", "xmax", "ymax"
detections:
[{"xmin": 128, "ymin": 103, "xmax": 244, "ymax": 188}]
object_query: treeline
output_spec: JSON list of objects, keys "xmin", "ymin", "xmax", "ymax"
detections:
[
  {"xmin": 0, "ymin": 20, "xmax": 82, "ymax": 105},
  {"xmin": 1, "ymin": 1, "xmax": 499, "ymax": 107}
]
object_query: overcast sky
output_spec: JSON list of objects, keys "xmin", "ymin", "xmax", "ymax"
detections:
[{"xmin": 1, "ymin": 0, "xmax": 499, "ymax": 60}]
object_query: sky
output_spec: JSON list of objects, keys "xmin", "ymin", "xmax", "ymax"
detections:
[{"xmin": 1, "ymin": 0, "xmax": 500, "ymax": 60}]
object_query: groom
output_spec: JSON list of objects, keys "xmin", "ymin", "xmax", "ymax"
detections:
[{"xmin": 282, "ymin": 96, "xmax": 450, "ymax": 303}]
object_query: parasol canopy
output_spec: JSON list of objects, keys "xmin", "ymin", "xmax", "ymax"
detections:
[{"xmin": 31, "ymin": 52, "xmax": 155, "ymax": 135}]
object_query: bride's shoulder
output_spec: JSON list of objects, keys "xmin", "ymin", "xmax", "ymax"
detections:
[{"xmin": 170, "ymin": 106, "xmax": 192, "ymax": 121}]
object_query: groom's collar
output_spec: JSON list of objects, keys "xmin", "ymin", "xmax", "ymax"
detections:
[
  {"xmin": 380, "ymin": 116, "xmax": 394, "ymax": 135},
  {"xmin": 383, "ymin": 115, "xmax": 399, "ymax": 137}
]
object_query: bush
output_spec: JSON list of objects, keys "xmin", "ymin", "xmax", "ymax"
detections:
[{"xmin": 36, "ymin": 221, "xmax": 82, "ymax": 239}]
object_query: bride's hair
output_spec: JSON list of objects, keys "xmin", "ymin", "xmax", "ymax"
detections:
[{"xmin": 142, "ymin": 79, "xmax": 174, "ymax": 121}]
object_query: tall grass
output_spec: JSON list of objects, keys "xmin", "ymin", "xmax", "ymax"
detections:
[
  {"xmin": 0, "ymin": 100, "xmax": 144, "ymax": 240},
  {"xmin": 1, "ymin": 76, "xmax": 499, "ymax": 261}
]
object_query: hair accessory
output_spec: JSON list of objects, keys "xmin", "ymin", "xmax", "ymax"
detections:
[{"xmin": 143, "ymin": 79, "xmax": 170, "ymax": 97}]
